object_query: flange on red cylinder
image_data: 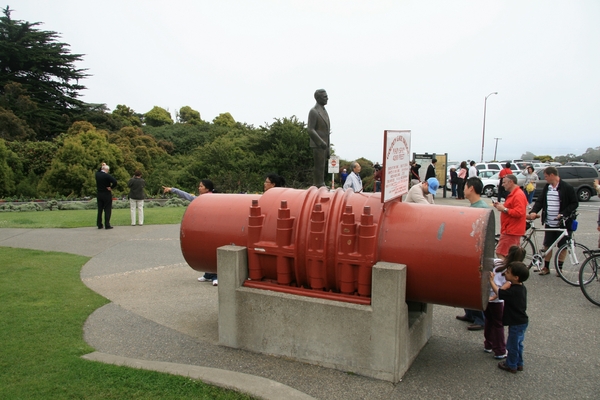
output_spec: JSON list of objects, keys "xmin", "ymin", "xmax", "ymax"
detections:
[{"xmin": 179, "ymin": 186, "xmax": 495, "ymax": 310}]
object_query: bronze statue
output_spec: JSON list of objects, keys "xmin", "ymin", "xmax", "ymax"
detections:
[{"xmin": 307, "ymin": 89, "xmax": 330, "ymax": 187}]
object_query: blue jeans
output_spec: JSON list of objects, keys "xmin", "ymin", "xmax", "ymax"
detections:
[
  {"xmin": 526, "ymin": 190, "xmax": 534, "ymax": 204},
  {"xmin": 464, "ymin": 309, "xmax": 485, "ymax": 326},
  {"xmin": 506, "ymin": 323, "xmax": 528, "ymax": 369}
]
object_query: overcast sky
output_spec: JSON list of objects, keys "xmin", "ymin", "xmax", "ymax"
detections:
[{"xmin": 11, "ymin": 0, "xmax": 600, "ymax": 163}]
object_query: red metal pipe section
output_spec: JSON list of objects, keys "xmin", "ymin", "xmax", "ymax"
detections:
[{"xmin": 180, "ymin": 187, "xmax": 495, "ymax": 310}]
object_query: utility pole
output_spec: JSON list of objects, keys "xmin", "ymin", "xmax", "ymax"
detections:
[
  {"xmin": 480, "ymin": 92, "xmax": 498, "ymax": 162},
  {"xmin": 493, "ymin": 137, "xmax": 502, "ymax": 162}
]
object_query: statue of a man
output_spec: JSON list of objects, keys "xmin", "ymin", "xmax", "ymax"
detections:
[{"xmin": 307, "ymin": 89, "xmax": 330, "ymax": 187}]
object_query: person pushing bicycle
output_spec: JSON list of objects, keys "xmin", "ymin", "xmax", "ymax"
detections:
[{"xmin": 527, "ymin": 166, "xmax": 578, "ymax": 276}]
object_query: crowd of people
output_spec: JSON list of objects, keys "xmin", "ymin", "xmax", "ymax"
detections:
[{"xmin": 457, "ymin": 165, "xmax": 582, "ymax": 373}]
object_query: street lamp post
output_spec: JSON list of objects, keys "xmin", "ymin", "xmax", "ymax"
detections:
[
  {"xmin": 493, "ymin": 137, "xmax": 502, "ymax": 161},
  {"xmin": 480, "ymin": 92, "xmax": 498, "ymax": 162}
]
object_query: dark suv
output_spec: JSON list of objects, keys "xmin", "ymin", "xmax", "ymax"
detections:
[{"xmin": 533, "ymin": 166, "xmax": 599, "ymax": 202}]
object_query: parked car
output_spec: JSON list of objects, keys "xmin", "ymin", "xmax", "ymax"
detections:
[
  {"xmin": 475, "ymin": 162, "xmax": 502, "ymax": 172},
  {"xmin": 478, "ymin": 169, "xmax": 498, "ymax": 179},
  {"xmin": 477, "ymin": 162, "xmax": 520, "ymax": 173},
  {"xmin": 533, "ymin": 166, "xmax": 599, "ymax": 202},
  {"xmin": 530, "ymin": 162, "xmax": 549, "ymax": 169},
  {"xmin": 479, "ymin": 170, "xmax": 526, "ymax": 198},
  {"xmin": 515, "ymin": 162, "xmax": 529, "ymax": 171},
  {"xmin": 512, "ymin": 172, "xmax": 527, "ymax": 187},
  {"xmin": 481, "ymin": 172, "xmax": 500, "ymax": 198},
  {"xmin": 500, "ymin": 159, "xmax": 523, "ymax": 167},
  {"xmin": 565, "ymin": 161, "xmax": 595, "ymax": 167}
]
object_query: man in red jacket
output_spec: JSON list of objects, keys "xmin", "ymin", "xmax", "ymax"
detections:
[{"xmin": 494, "ymin": 174, "xmax": 527, "ymax": 259}]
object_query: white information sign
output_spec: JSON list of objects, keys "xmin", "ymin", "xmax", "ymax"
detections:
[
  {"xmin": 382, "ymin": 130, "xmax": 411, "ymax": 203},
  {"xmin": 328, "ymin": 156, "xmax": 340, "ymax": 174}
]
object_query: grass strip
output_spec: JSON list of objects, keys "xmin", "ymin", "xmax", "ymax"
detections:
[
  {"xmin": 0, "ymin": 207, "xmax": 187, "ymax": 228},
  {"xmin": 0, "ymin": 247, "xmax": 252, "ymax": 399}
]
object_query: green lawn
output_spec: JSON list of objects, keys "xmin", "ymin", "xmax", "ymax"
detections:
[
  {"xmin": 0, "ymin": 247, "xmax": 253, "ymax": 399},
  {"xmin": 0, "ymin": 207, "xmax": 187, "ymax": 228}
]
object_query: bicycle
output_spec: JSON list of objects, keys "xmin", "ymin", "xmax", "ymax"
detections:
[
  {"xmin": 579, "ymin": 249, "xmax": 600, "ymax": 307},
  {"xmin": 495, "ymin": 214, "xmax": 589, "ymax": 286}
]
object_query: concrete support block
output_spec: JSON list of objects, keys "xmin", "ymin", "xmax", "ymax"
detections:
[{"xmin": 217, "ymin": 246, "xmax": 432, "ymax": 383}]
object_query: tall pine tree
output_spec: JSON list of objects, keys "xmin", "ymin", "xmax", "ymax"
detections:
[{"xmin": 0, "ymin": 6, "xmax": 89, "ymax": 140}]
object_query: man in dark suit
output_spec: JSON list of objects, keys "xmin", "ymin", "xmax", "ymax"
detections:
[
  {"xmin": 425, "ymin": 158, "xmax": 437, "ymax": 180},
  {"xmin": 95, "ymin": 162, "xmax": 118, "ymax": 229},
  {"xmin": 307, "ymin": 89, "xmax": 330, "ymax": 187}
]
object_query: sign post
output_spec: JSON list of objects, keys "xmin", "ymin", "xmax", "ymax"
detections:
[{"xmin": 328, "ymin": 157, "xmax": 340, "ymax": 190}]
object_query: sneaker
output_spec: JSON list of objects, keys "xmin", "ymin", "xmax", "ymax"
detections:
[
  {"xmin": 212, "ymin": 279, "xmax": 218, "ymax": 286},
  {"xmin": 494, "ymin": 352, "xmax": 508, "ymax": 359},
  {"xmin": 483, "ymin": 348, "xmax": 493, "ymax": 353},
  {"xmin": 517, "ymin": 366, "xmax": 524, "ymax": 371},
  {"xmin": 198, "ymin": 276, "xmax": 212, "ymax": 282}
]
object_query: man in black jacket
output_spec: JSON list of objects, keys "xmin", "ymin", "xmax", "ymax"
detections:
[
  {"xmin": 527, "ymin": 166, "xmax": 578, "ymax": 275},
  {"xmin": 95, "ymin": 163, "xmax": 118, "ymax": 229},
  {"xmin": 425, "ymin": 158, "xmax": 437, "ymax": 180}
]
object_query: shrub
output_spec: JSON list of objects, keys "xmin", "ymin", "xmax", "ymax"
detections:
[
  {"xmin": 164, "ymin": 198, "xmax": 189, "ymax": 207},
  {"xmin": 112, "ymin": 200, "xmax": 129, "ymax": 209},
  {"xmin": 58, "ymin": 202, "xmax": 86, "ymax": 211},
  {"xmin": 47, "ymin": 200, "xmax": 59, "ymax": 211},
  {"xmin": 17, "ymin": 202, "xmax": 44, "ymax": 212},
  {"xmin": 84, "ymin": 199, "xmax": 97, "ymax": 210},
  {"xmin": 0, "ymin": 202, "xmax": 16, "ymax": 211}
]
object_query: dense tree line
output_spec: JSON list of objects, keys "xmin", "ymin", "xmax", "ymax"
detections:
[
  {"xmin": 0, "ymin": 8, "xmax": 597, "ymax": 200},
  {"xmin": 0, "ymin": 8, "xmax": 326, "ymax": 198}
]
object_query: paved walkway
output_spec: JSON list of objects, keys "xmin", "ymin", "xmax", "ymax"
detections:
[{"xmin": 1, "ymin": 195, "xmax": 599, "ymax": 399}]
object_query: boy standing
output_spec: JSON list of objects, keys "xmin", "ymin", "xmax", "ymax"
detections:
[{"xmin": 489, "ymin": 261, "xmax": 530, "ymax": 373}]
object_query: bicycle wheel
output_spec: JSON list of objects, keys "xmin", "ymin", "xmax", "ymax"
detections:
[
  {"xmin": 494, "ymin": 235, "xmax": 535, "ymax": 265},
  {"xmin": 554, "ymin": 241, "xmax": 590, "ymax": 286},
  {"xmin": 579, "ymin": 254, "xmax": 600, "ymax": 306},
  {"xmin": 520, "ymin": 237, "xmax": 536, "ymax": 270}
]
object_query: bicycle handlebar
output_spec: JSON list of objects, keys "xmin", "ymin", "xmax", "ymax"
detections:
[{"xmin": 526, "ymin": 212, "xmax": 578, "ymax": 228}]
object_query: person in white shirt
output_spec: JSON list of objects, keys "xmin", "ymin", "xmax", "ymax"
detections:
[
  {"xmin": 343, "ymin": 161, "xmax": 363, "ymax": 192},
  {"xmin": 468, "ymin": 160, "xmax": 478, "ymax": 178}
]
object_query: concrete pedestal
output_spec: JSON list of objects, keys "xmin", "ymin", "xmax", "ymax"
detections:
[{"xmin": 217, "ymin": 245, "xmax": 432, "ymax": 383}]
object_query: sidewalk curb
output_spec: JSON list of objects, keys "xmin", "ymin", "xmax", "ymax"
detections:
[{"xmin": 81, "ymin": 351, "xmax": 316, "ymax": 400}]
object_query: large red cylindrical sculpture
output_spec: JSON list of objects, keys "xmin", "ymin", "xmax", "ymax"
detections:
[{"xmin": 180, "ymin": 187, "xmax": 495, "ymax": 310}]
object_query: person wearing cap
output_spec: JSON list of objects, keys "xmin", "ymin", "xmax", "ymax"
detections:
[
  {"xmin": 405, "ymin": 177, "xmax": 439, "ymax": 204},
  {"xmin": 340, "ymin": 168, "xmax": 348, "ymax": 185},
  {"xmin": 497, "ymin": 162, "xmax": 513, "ymax": 202}
]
